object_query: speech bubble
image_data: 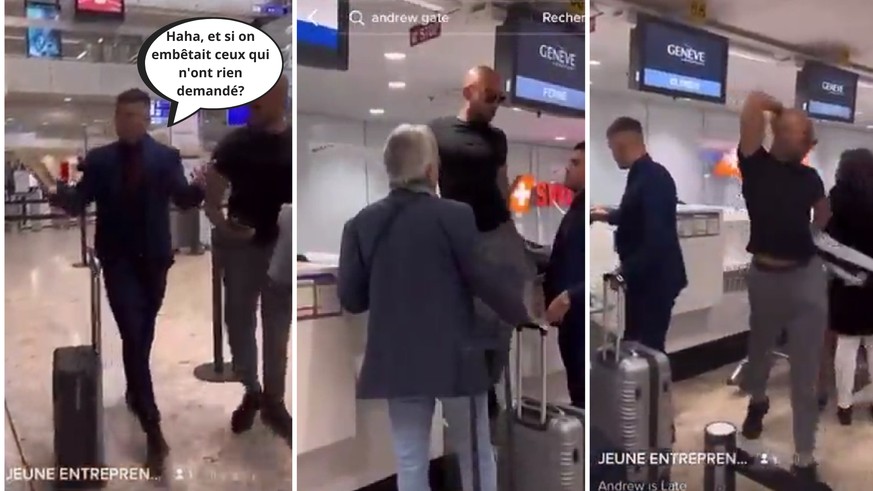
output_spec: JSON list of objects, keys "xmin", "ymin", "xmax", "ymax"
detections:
[{"xmin": 138, "ymin": 17, "xmax": 284, "ymax": 126}]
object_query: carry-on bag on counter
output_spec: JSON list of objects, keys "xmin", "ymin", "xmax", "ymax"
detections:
[
  {"xmin": 476, "ymin": 323, "xmax": 584, "ymax": 491},
  {"xmin": 52, "ymin": 249, "xmax": 106, "ymax": 489},
  {"xmin": 590, "ymin": 272, "xmax": 673, "ymax": 484}
]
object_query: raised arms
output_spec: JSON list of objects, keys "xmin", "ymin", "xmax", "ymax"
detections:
[{"xmin": 739, "ymin": 92, "xmax": 783, "ymax": 158}]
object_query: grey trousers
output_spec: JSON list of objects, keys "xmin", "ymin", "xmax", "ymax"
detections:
[
  {"xmin": 222, "ymin": 240, "xmax": 293, "ymax": 400},
  {"xmin": 473, "ymin": 221, "xmax": 536, "ymax": 392},
  {"xmin": 740, "ymin": 257, "xmax": 828, "ymax": 454}
]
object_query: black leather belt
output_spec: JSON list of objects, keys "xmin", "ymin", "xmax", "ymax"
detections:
[{"xmin": 752, "ymin": 256, "xmax": 810, "ymax": 272}]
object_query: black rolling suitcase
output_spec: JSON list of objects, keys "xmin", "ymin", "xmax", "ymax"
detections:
[{"xmin": 52, "ymin": 249, "xmax": 106, "ymax": 489}]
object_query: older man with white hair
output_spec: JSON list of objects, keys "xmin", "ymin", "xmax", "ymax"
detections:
[{"xmin": 338, "ymin": 124, "xmax": 531, "ymax": 491}]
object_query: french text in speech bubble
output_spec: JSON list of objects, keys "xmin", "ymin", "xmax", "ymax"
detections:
[{"xmin": 138, "ymin": 17, "xmax": 284, "ymax": 126}]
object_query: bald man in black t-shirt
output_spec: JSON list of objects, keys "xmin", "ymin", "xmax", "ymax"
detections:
[{"xmin": 430, "ymin": 66, "xmax": 536, "ymax": 420}]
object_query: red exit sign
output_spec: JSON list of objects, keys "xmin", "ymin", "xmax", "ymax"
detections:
[{"xmin": 409, "ymin": 21, "xmax": 442, "ymax": 47}]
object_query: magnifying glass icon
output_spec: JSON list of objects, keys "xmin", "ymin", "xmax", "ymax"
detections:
[{"xmin": 349, "ymin": 10, "xmax": 365, "ymax": 26}]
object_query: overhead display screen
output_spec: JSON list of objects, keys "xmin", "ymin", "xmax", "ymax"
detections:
[
  {"xmin": 511, "ymin": 18, "xmax": 584, "ymax": 116},
  {"xmin": 795, "ymin": 62, "xmax": 858, "ymax": 123},
  {"xmin": 26, "ymin": 1, "xmax": 61, "ymax": 59},
  {"xmin": 75, "ymin": 0, "xmax": 124, "ymax": 16},
  {"xmin": 297, "ymin": 0, "xmax": 349, "ymax": 71},
  {"xmin": 630, "ymin": 14, "xmax": 729, "ymax": 104},
  {"xmin": 150, "ymin": 99, "xmax": 170, "ymax": 125}
]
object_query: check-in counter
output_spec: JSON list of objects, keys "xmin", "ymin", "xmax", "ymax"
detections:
[
  {"xmin": 590, "ymin": 205, "xmax": 752, "ymax": 353},
  {"xmin": 297, "ymin": 261, "xmax": 445, "ymax": 491},
  {"xmin": 297, "ymin": 257, "xmax": 563, "ymax": 491}
]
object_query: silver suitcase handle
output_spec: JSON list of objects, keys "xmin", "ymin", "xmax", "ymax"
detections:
[
  {"xmin": 87, "ymin": 248, "xmax": 102, "ymax": 355},
  {"xmin": 601, "ymin": 272, "xmax": 626, "ymax": 361},
  {"xmin": 514, "ymin": 322, "xmax": 550, "ymax": 425}
]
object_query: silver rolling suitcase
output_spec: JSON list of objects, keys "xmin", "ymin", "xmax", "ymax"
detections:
[
  {"xmin": 484, "ymin": 323, "xmax": 584, "ymax": 491},
  {"xmin": 590, "ymin": 273, "xmax": 673, "ymax": 483}
]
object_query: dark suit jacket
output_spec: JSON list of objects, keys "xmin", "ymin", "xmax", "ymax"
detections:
[
  {"xmin": 544, "ymin": 191, "xmax": 587, "ymax": 331},
  {"xmin": 51, "ymin": 135, "xmax": 204, "ymax": 262},
  {"xmin": 609, "ymin": 155, "xmax": 687, "ymax": 296},
  {"xmin": 338, "ymin": 187, "xmax": 529, "ymax": 400}
]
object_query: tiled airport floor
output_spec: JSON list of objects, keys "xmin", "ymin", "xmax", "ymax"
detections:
[
  {"xmin": 506, "ymin": 362, "xmax": 872, "ymax": 491},
  {"xmin": 4, "ymin": 228, "xmax": 292, "ymax": 490},
  {"xmin": 546, "ymin": 356, "xmax": 872, "ymax": 491},
  {"xmin": 670, "ymin": 363, "xmax": 873, "ymax": 491}
]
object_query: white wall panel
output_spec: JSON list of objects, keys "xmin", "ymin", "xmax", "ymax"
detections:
[
  {"xmin": 298, "ymin": 114, "xmax": 575, "ymax": 254},
  {"xmin": 6, "ymin": 59, "xmax": 147, "ymax": 97},
  {"xmin": 590, "ymin": 90, "xmax": 873, "ymax": 207}
]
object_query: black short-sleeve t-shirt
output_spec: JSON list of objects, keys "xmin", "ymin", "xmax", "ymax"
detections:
[
  {"xmin": 213, "ymin": 126, "xmax": 293, "ymax": 244},
  {"xmin": 429, "ymin": 116, "xmax": 510, "ymax": 232},
  {"xmin": 738, "ymin": 146, "xmax": 825, "ymax": 261}
]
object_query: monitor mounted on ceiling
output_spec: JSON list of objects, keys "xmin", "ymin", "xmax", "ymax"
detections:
[
  {"xmin": 629, "ymin": 14, "xmax": 729, "ymax": 104},
  {"xmin": 795, "ymin": 61, "xmax": 859, "ymax": 124},
  {"xmin": 297, "ymin": 0, "xmax": 349, "ymax": 71},
  {"xmin": 494, "ymin": 5, "xmax": 585, "ymax": 118}
]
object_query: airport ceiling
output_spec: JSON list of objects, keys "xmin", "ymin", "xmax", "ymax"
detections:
[
  {"xmin": 4, "ymin": 93, "xmax": 242, "ymax": 145},
  {"xmin": 617, "ymin": 0, "xmax": 873, "ymax": 68},
  {"xmin": 592, "ymin": 0, "xmax": 873, "ymax": 129},
  {"xmin": 296, "ymin": 0, "xmax": 584, "ymax": 148},
  {"xmin": 4, "ymin": 5, "xmax": 291, "ymax": 145}
]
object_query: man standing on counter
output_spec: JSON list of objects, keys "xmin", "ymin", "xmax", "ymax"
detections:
[
  {"xmin": 204, "ymin": 74, "xmax": 292, "ymax": 446},
  {"xmin": 544, "ymin": 141, "xmax": 587, "ymax": 408},
  {"xmin": 429, "ymin": 66, "xmax": 537, "ymax": 421},
  {"xmin": 590, "ymin": 117, "xmax": 687, "ymax": 352}
]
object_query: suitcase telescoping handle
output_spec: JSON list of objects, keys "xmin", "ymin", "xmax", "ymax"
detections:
[
  {"xmin": 514, "ymin": 322, "xmax": 550, "ymax": 425},
  {"xmin": 87, "ymin": 248, "xmax": 102, "ymax": 354},
  {"xmin": 602, "ymin": 272, "xmax": 626, "ymax": 360}
]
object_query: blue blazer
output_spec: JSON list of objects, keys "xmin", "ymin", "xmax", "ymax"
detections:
[
  {"xmin": 338, "ymin": 188, "xmax": 530, "ymax": 400},
  {"xmin": 609, "ymin": 155, "xmax": 687, "ymax": 296},
  {"xmin": 52, "ymin": 135, "xmax": 204, "ymax": 262}
]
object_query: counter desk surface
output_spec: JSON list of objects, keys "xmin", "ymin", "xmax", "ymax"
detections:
[
  {"xmin": 296, "ymin": 260, "xmax": 568, "ymax": 491},
  {"xmin": 297, "ymin": 261, "xmax": 446, "ymax": 491},
  {"xmin": 590, "ymin": 207, "xmax": 752, "ymax": 354}
]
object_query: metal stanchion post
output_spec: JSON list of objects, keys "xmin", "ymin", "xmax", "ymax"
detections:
[
  {"xmin": 193, "ymin": 228, "xmax": 238, "ymax": 382},
  {"xmin": 20, "ymin": 196, "xmax": 29, "ymax": 231},
  {"xmin": 704, "ymin": 422, "xmax": 737, "ymax": 491},
  {"xmin": 189, "ymin": 208, "xmax": 205, "ymax": 255},
  {"xmin": 72, "ymin": 213, "xmax": 88, "ymax": 268}
]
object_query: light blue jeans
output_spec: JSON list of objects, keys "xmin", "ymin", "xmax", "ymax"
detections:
[{"xmin": 387, "ymin": 393, "xmax": 496, "ymax": 491}]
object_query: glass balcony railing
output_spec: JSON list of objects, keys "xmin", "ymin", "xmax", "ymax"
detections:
[{"xmin": 5, "ymin": 26, "xmax": 144, "ymax": 64}]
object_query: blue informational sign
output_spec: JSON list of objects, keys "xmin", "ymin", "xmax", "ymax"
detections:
[
  {"xmin": 150, "ymin": 99, "xmax": 171, "ymax": 125},
  {"xmin": 633, "ymin": 15, "xmax": 729, "ymax": 103}
]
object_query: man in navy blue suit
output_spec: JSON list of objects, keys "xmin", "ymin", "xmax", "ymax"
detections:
[
  {"xmin": 591, "ymin": 117, "xmax": 687, "ymax": 352},
  {"xmin": 544, "ymin": 141, "xmax": 586, "ymax": 408},
  {"xmin": 29, "ymin": 89, "xmax": 205, "ymax": 474}
]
